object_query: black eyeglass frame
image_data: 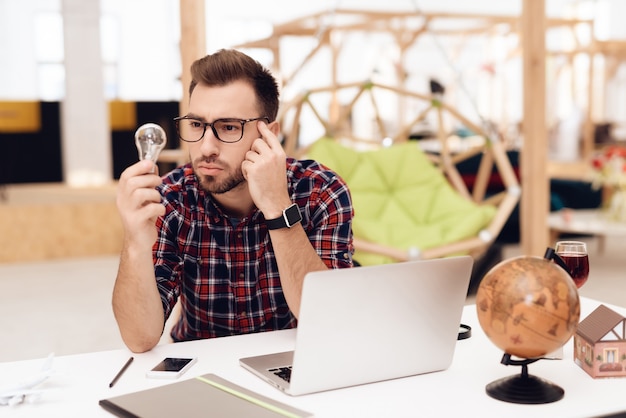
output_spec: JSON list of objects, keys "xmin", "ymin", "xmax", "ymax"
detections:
[{"xmin": 173, "ymin": 116, "xmax": 270, "ymax": 143}]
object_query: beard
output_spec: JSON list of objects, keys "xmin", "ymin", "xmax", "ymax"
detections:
[{"xmin": 192, "ymin": 157, "xmax": 246, "ymax": 194}]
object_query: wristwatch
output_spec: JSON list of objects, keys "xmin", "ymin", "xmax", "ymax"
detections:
[{"xmin": 266, "ymin": 203, "xmax": 302, "ymax": 230}]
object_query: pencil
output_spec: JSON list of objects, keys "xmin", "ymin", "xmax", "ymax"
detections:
[{"xmin": 109, "ymin": 356, "xmax": 134, "ymax": 388}]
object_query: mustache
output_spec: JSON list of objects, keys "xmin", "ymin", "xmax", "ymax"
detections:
[{"xmin": 194, "ymin": 156, "xmax": 222, "ymax": 166}]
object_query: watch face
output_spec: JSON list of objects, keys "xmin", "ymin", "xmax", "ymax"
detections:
[{"xmin": 285, "ymin": 204, "xmax": 302, "ymax": 226}]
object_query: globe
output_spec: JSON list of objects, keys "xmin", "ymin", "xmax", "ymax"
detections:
[{"xmin": 476, "ymin": 256, "xmax": 581, "ymax": 359}]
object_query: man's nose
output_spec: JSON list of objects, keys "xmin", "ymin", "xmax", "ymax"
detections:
[{"xmin": 199, "ymin": 127, "xmax": 220, "ymax": 153}]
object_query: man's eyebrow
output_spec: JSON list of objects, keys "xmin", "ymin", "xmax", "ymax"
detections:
[
  {"xmin": 183, "ymin": 114, "xmax": 245, "ymax": 122},
  {"xmin": 184, "ymin": 113, "xmax": 205, "ymax": 121}
]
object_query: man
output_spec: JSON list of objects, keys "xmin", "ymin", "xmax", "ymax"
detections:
[{"xmin": 113, "ymin": 49, "xmax": 354, "ymax": 353}]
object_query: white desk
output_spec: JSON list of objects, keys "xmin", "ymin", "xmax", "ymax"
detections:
[{"xmin": 2, "ymin": 297, "xmax": 626, "ymax": 418}]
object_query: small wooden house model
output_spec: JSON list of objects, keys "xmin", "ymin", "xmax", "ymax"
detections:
[{"xmin": 573, "ymin": 304, "xmax": 626, "ymax": 378}]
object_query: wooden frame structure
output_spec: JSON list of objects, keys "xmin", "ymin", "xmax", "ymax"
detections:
[
  {"xmin": 235, "ymin": 8, "xmax": 595, "ymax": 158},
  {"xmin": 279, "ymin": 80, "xmax": 520, "ymax": 261}
]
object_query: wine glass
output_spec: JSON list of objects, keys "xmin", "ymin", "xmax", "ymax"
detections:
[{"xmin": 554, "ymin": 240, "xmax": 590, "ymax": 288}]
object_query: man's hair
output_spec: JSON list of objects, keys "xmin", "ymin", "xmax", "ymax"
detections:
[{"xmin": 189, "ymin": 49, "xmax": 280, "ymax": 121}]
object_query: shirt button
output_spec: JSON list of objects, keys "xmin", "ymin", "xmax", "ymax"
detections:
[
  {"xmin": 239, "ymin": 273, "xmax": 245, "ymax": 279},
  {"xmin": 240, "ymin": 311, "xmax": 247, "ymax": 317},
  {"xmin": 237, "ymin": 233, "xmax": 242, "ymax": 239}
]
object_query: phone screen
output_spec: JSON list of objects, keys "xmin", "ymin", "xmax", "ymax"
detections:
[{"xmin": 151, "ymin": 357, "xmax": 194, "ymax": 372}]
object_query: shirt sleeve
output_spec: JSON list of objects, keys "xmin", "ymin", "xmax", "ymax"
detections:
[
  {"xmin": 295, "ymin": 164, "xmax": 355, "ymax": 269},
  {"xmin": 152, "ymin": 192, "xmax": 184, "ymax": 323}
]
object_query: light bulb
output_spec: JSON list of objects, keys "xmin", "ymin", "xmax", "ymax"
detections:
[{"xmin": 134, "ymin": 123, "xmax": 167, "ymax": 170}]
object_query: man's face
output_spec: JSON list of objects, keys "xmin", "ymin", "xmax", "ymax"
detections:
[{"xmin": 186, "ymin": 80, "xmax": 262, "ymax": 194}]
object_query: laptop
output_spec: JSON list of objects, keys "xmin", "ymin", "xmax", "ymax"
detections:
[{"xmin": 240, "ymin": 255, "xmax": 473, "ymax": 396}]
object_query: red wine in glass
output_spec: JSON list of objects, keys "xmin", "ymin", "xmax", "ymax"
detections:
[{"xmin": 558, "ymin": 252, "xmax": 589, "ymax": 288}]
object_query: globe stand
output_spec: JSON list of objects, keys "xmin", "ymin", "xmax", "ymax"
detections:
[{"xmin": 485, "ymin": 354, "xmax": 564, "ymax": 404}]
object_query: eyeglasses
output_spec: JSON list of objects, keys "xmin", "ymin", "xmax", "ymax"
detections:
[{"xmin": 173, "ymin": 116, "xmax": 269, "ymax": 143}]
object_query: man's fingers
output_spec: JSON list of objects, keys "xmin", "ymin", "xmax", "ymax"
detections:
[
  {"xmin": 132, "ymin": 187, "xmax": 163, "ymax": 207},
  {"xmin": 120, "ymin": 160, "xmax": 157, "ymax": 180},
  {"xmin": 141, "ymin": 201, "xmax": 166, "ymax": 218},
  {"xmin": 257, "ymin": 120, "xmax": 281, "ymax": 149},
  {"xmin": 118, "ymin": 185, "xmax": 161, "ymax": 213},
  {"xmin": 123, "ymin": 172, "xmax": 163, "ymax": 191},
  {"xmin": 122, "ymin": 203, "xmax": 165, "ymax": 234},
  {"xmin": 117, "ymin": 161, "xmax": 163, "ymax": 215}
]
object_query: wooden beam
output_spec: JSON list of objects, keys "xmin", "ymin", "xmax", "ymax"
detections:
[
  {"xmin": 583, "ymin": 45, "xmax": 595, "ymax": 159},
  {"xmin": 164, "ymin": 0, "xmax": 206, "ymax": 165},
  {"xmin": 179, "ymin": 0, "xmax": 206, "ymax": 117},
  {"xmin": 520, "ymin": 0, "xmax": 549, "ymax": 256}
]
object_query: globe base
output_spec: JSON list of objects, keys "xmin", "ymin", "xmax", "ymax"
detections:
[{"xmin": 486, "ymin": 372, "xmax": 564, "ymax": 404}]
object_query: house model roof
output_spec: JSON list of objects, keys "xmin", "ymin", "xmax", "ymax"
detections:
[{"xmin": 576, "ymin": 304, "xmax": 626, "ymax": 344}]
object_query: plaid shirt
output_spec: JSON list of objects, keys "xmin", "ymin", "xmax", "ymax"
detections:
[{"xmin": 154, "ymin": 158, "xmax": 354, "ymax": 342}]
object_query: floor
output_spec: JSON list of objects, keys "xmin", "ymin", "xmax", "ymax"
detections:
[{"xmin": 0, "ymin": 236, "xmax": 624, "ymax": 363}]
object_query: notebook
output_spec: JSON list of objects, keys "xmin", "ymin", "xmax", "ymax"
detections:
[
  {"xmin": 240, "ymin": 255, "xmax": 473, "ymax": 396},
  {"xmin": 99, "ymin": 373, "xmax": 313, "ymax": 417}
]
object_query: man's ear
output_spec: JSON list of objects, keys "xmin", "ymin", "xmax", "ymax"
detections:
[{"xmin": 268, "ymin": 120, "xmax": 280, "ymax": 136}]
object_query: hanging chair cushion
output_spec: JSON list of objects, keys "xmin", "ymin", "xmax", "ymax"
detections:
[{"xmin": 305, "ymin": 137, "xmax": 497, "ymax": 265}]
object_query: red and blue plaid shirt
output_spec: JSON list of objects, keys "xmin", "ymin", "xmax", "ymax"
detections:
[{"xmin": 154, "ymin": 158, "xmax": 354, "ymax": 342}]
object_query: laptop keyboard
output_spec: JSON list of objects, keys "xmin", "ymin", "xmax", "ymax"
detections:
[{"xmin": 269, "ymin": 366, "xmax": 292, "ymax": 382}]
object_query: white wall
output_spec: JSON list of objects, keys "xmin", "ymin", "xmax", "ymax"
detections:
[
  {"xmin": 0, "ymin": 0, "xmax": 181, "ymax": 101},
  {"xmin": 106, "ymin": 0, "xmax": 180, "ymax": 100},
  {"xmin": 0, "ymin": 0, "xmax": 54, "ymax": 99}
]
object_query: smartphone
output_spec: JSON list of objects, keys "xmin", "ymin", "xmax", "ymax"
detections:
[{"xmin": 145, "ymin": 357, "xmax": 197, "ymax": 379}]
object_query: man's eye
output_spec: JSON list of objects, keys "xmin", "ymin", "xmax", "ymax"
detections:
[
  {"xmin": 188, "ymin": 120, "xmax": 203, "ymax": 129},
  {"xmin": 217, "ymin": 122, "xmax": 240, "ymax": 132}
]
